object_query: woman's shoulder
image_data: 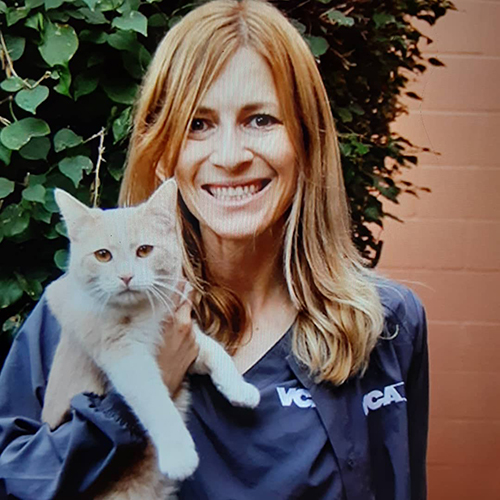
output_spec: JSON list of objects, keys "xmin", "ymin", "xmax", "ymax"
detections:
[{"xmin": 372, "ymin": 275, "xmax": 427, "ymax": 346}]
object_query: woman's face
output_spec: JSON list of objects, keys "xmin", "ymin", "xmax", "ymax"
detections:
[{"xmin": 174, "ymin": 47, "xmax": 297, "ymax": 241}]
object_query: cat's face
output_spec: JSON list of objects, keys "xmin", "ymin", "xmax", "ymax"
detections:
[{"xmin": 55, "ymin": 180, "xmax": 182, "ymax": 310}]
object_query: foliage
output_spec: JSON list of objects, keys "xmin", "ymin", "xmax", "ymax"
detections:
[{"xmin": 0, "ymin": 0, "xmax": 455, "ymax": 359}]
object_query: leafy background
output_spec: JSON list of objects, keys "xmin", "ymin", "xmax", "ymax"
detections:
[{"xmin": 0, "ymin": 0, "xmax": 455, "ymax": 364}]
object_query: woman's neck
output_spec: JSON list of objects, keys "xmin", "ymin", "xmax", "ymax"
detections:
[{"xmin": 201, "ymin": 222, "xmax": 291, "ymax": 315}]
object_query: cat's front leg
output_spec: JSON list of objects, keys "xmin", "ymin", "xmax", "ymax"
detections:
[
  {"xmin": 191, "ymin": 325, "xmax": 260, "ymax": 408},
  {"xmin": 96, "ymin": 343, "xmax": 199, "ymax": 481}
]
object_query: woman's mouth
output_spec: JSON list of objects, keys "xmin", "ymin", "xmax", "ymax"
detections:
[{"xmin": 202, "ymin": 179, "xmax": 271, "ymax": 202}]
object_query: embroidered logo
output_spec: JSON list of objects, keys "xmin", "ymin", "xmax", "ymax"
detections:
[
  {"xmin": 276, "ymin": 387, "xmax": 316, "ymax": 408},
  {"xmin": 362, "ymin": 382, "xmax": 407, "ymax": 416}
]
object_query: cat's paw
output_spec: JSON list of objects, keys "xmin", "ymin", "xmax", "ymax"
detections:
[
  {"xmin": 157, "ymin": 437, "xmax": 199, "ymax": 481},
  {"xmin": 219, "ymin": 381, "xmax": 261, "ymax": 409}
]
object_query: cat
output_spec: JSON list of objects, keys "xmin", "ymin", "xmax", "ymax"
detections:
[{"xmin": 41, "ymin": 178, "xmax": 260, "ymax": 499}]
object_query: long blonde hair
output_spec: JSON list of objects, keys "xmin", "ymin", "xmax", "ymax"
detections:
[{"xmin": 119, "ymin": 0, "xmax": 385, "ymax": 385}]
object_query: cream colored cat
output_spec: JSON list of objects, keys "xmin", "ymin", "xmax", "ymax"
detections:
[{"xmin": 42, "ymin": 179, "xmax": 260, "ymax": 499}]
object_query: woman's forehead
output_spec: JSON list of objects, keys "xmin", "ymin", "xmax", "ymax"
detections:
[{"xmin": 195, "ymin": 48, "xmax": 282, "ymax": 112}]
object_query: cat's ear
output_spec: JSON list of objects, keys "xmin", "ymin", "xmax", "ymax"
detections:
[
  {"xmin": 54, "ymin": 189, "xmax": 95, "ymax": 240},
  {"xmin": 144, "ymin": 178, "xmax": 178, "ymax": 216}
]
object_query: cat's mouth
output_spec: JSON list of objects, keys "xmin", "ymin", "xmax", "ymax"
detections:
[{"xmin": 202, "ymin": 179, "xmax": 271, "ymax": 201}]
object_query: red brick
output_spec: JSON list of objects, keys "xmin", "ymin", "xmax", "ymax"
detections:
[
  {"xmin": 392, "ymin": 112, "xmax": 500, "ymax": 167},
  {"xmin": 428, "ymin": 418, "xmax": 500, "ymax": 465},
  {"xmin": 375, "ymin": 269, "xmax": 500, "ymax": 323},
  {"xmin": 430, "ymin": 371, "xmax": 500, "ymax": 419},
  {"xmin": 465, "ymin": 221, "xmax": 500, "ymax": 270},
  {"xmin": 414, "ymin": 0, "xmax": 500, "ymax": 58},
  {"xmin": 378, "ymin": 218, "xmax": 467, "ymax": 269},
  {"xmin": 428, "ymin": 465, "xmax": 500, "ymax": 500},
  {"xmin": 404, "ymin": 56, "xmax": 500, "ymax": 112},
  {"xmin": 428, "ymin": 322, "xmax": 500, "ymax": 373}
]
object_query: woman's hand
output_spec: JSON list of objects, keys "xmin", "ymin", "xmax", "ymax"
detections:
[{"xmin": 156, "ymin": 283, "xmax": 199, "ymax": 399}]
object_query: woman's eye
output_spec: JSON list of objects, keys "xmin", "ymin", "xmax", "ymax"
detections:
[
  {"xmin": 95, "ymin": 249, "xmax": 112, "ymax": 262},
  {"xmin": 248, "ymin": 114, "xmax": 278, "ymax": 128},
  {"xmin": 137, "ymin": 245, "xmax": 154, "ymax": 258},
  {"xmin": 189, "ymin": 118, "xmax": 208, "ymax": 133}
]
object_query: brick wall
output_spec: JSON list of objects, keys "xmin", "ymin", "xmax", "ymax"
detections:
[{"xmin": 376, "ymin": 1, "xmax": 500, "ymax": 498}]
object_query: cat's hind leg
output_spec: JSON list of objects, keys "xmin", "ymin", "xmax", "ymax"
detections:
[{"xmin": 191, "ymin": 325, "xmax": 260, "ymax": 408}]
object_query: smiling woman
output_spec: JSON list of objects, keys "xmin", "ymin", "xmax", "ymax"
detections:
[
  {"xmin": 0, "ymin": 1, "xmax": 429, "ymax": 499},
  {"xmin": 173, "ymin": 47, "xmax": 297, "ymax": 242}
]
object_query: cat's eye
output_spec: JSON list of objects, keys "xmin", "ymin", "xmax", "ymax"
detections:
[
  {"xmin": 94, "ymin": 249, "xmax": 112, "ymax": 262},
  {"xmin": 137, "ymin": 245, "xmax": 153, "ymax": 258}
]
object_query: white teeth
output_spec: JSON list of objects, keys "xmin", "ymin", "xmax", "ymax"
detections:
[{"xmin": 209, "ymin": 182, "xmax": 263, "ymax": 200}]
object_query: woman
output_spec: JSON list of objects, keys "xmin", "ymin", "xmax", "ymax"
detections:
[{"xmin": 0, "ymin": 1, "xmax": 428, "ymax": 499}]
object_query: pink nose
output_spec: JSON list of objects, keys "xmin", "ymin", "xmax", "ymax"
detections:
[{"xmin": 120, "ymin": 275, "xmax": 133, "ymax": 286}]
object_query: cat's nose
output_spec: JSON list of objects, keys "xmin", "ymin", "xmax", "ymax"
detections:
[{"xmin": 120, "ymin": 275, "xmax": 133, "ymax": 286}]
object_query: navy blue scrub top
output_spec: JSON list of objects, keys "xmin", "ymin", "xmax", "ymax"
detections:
[{"xmin": 179, "ymin": 328, "xmax": 344, "ymax": 500}]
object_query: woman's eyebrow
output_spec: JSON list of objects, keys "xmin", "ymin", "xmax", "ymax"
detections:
[{"xmin": 194, "ymin": 102, "xmax": 280, "ymax": 114}]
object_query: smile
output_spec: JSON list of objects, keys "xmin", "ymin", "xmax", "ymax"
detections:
[{"xmin": 203, "ymin": 179, "xmax": 271, "ymax": 201}]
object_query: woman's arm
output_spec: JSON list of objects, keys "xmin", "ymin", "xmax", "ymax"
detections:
[
  {"xmin": 406, "ymin": 292, "xmax": 429, "ymax": 500},
  {"xmin": 0, "ymin": 297, "xmax": 146, "ymax": 500}
]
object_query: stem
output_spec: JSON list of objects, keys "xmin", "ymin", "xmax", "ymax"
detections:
[{"xmin": 91, "ymin": 127, "xmax": 106, "ymax": 208}]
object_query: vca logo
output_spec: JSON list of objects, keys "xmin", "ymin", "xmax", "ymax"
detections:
[
  {"xmin": 276, "ymin": 387, "xmax": 316, "ymax": 408},
  {"xmin": 362, "ymin": 382, "xmax": 406, "ymax": 416}
]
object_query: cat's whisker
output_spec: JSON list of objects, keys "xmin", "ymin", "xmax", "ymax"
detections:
[
  {"xmin": 150, "ymin": 287, "xmax": 174, "ymax": 317},
  {"xmin": 154, "ymin": 281, "xmax": 190, "ymax": 304},
  {"xmin": 145, "ymin": 289, "xmax": 157, "ymax": 316}
]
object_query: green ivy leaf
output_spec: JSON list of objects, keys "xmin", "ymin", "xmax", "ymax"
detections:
[
  {"xmin": 15, "ymin": 85, "xmax": 50, "ymax": 114},
  {"xmin": 24, "ymin": 12, "xmax": 44, "ymax": 30},
  {"xmin": 0, "ymin": 77, "xmax": 25, "ymax": 92},
  {"xmin": 74, "ymin": 70, "xmax": 99, "ymax": 100},
  {"xmin": 101, "ymin": 76, "xmax": 138, "ymax": 105},
  {"xmin": 0, "ymin": 178, "xmax": 15, "ymax": 198},
  {"xmin": 58, "ymin": 155, "xmax": 93, "ymax": 187},
  {"xmin": 19, "ymin": 136, "xmax": 51, "ymax": 160},
  {"xmin": 0, "ymin": 118, "xmax": 50, "ymax": 150},
  {"xmin": 54, "ymin": 129, "xmax": 83, "ymax": 152},
  {"xmin": 82, "ymin": 0, "xmax": 100, "ymax": 10},
  {"xmin": 148, "ymin": 13, "xmax": 167, "ymax": 28},
  {"xmin": 0, "ymin": 204, "xmax": 29, "ymax": 237},
  {"xmin": 39, "ymin": 21, "xmax": 79, "ymax": 67},
  {"xmin": 98, "ymin": 0, "xmax": 122, "ymax": 11},
  {"xmin": 0, "ymin": 1, "xmax": 6, "ymax": 13},
  {"xmin": 55, "ymin": 220, "xmax": 67, "ymax": 237},
  {"xmin": 108, "ymin": 163, "xmax": 123, "ymax": 181},
  {"xmin": 112, "ymin": 11, "xmax": 148, "ymax": 37},
  {"xmin": 107, "ymin": 30, "xmax": 139, "ymax": 51},
  {"xmin": 112, "ymin": 106, "xmax": 132, "ymax": 143},
  {"xmin": 31, "ymin": 203, "xmax": 53, "ymax": 223},
  {"xmin": 122, "ymin": 45, "xmax": 151, "ymax": 79},
  {"xmin": 373, "ymin": 13, "xmax": 396, "ymax": 29},
  {"xmin": 15, "ymin": 272, "xmax": 43, "ymax": 300},
  {"xmin": 328, "ymin": 10, "xmax": 355, "ymax": 27},
  {"xmin": 6, "ymin": 7, "xmax": 29, "ymax": 27},
  {"xmin": 306, "ymin": 36, "xmax": 329, "ymax": 57},
  {"xmin": 118, "ymin": 0, "xmax": 141, "ymax": 14},
  {"xmin": 22, "ymin": 184, "xmax": 46, "ymax": 203},
  {"xmin": 54, "ymin": 64, "xmax": 72, "ymax": 98},
  {"xmin": 45, "ymin": 0, "xmax": 65, "ymax": 10},
  {"xmin": 0, "ymin": 142, "xmax": 12, "ymax": 165},
  {"xmin": 80, "ymin": 29, "xmax": 108, "ymax": 44},
  {"xmin": 4, "ymin": 35, "xmax": 26, "ymax": 61},
  {"xmin": 0, "ymin": 278, "xmax": 24, "ymax": 308},
  {"xmin": 338, "ymin": 108, "xmax": 353, "ymax": 123},
  {"xmin": 26, "ymin": 0, "xmax": 45, "ymax": 8},
  {"xmin": 54, "ymin": 249, "xmax": 68, "ymax": 270},
  {"xmin": 77, "ymin": 7, "xmax": 108, "ymax": 24}
]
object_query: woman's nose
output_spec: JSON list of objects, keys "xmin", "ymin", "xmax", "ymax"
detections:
[{"xmin": 209, "ymin": 126, "xmax": 253, "ymax": 169}]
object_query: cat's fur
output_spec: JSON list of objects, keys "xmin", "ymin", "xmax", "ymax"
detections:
[{"xmin": 42, "ymin": 179, "xmax": 260, "ymax": 499}]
